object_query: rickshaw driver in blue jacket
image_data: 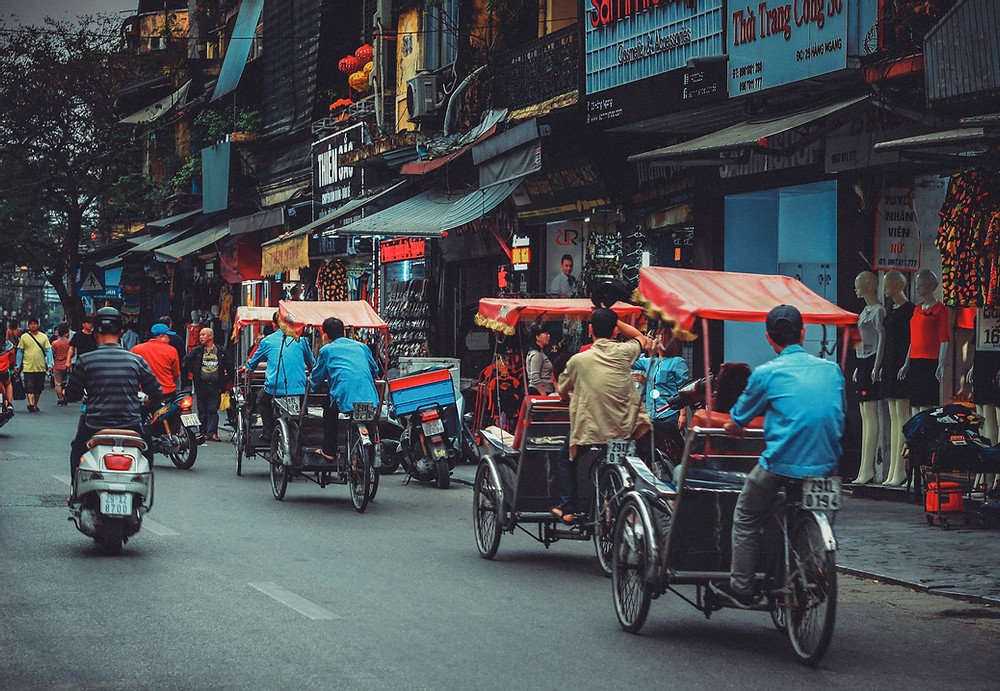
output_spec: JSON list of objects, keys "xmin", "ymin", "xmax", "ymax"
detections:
[
  {"xmin": 310, "ymin": 316, "xmax": 379, "ymax": 462},
  {"xmin": 244, "ymin": 311, "xmax": 314, "ymax": 443},
  {"xmin": 712, "ymin": 304, "xmax": 846, "ymax": 607}
]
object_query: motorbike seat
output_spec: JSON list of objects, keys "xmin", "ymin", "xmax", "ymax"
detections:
[{"xmin": 88, "ymin": 429, "xmax": 146, "ymax": 449}]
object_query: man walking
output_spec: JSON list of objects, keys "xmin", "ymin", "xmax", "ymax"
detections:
[
  {"xmin": 132, "ymin": 323, "xmax": 181, "ymax": 396},
  {"xmin": 15, "ymin": 317, "xmax": 53, "ymax": 413},
  {"xmin": 65, "ymin": 314, "xmax": 97, "ymax": 368},
  {"xmin": 182, "ymin": 327, "xmax": 234, "ymax": 442},
  {"xmin": 50, "ymin": 324, "xmax": 72, "ymax": 406}
]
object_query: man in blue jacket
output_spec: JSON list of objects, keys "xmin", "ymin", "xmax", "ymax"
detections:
[
  {"xmin": 310, "ymin": 316, "xmax": 379, "ymax": 461},
  {"xmin": 712, "ymin": 304, "xmax": 845, "ymax": 607},
  {"xmin": 245, "ymin": 311, "xmax": 314, "ymax": 443}
]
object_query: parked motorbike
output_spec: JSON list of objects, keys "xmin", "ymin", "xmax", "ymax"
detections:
[
  {"xmin": 386, "ymin": 404, "xmax": 458, "ymax": 488},
  {"xmin": 69, "ymin": 429, "xmax": 153, "ymax": 555},
  {"xmin": 142, "ymin": 390, "xmax": 205, "ymax": 469}
]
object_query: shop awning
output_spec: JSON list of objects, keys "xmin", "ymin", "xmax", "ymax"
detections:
[
  {"xmin": 638, "ymin": 267, "xmax": 858, "ymax": 333},
  {"xmin": 96, "ymin": 228, "xmax": 191, "ymax": 268},
  {"xmin": 147, "ymin": 208, "xmax": 202, "ymax": 229},
  {"xmin": 329, "ymin": 176, "xmax": 526, "ymax": 238},
  {"xmin": 119, "ymin": 81, "xmax": 191, "ymax": 124},
  {"xmin": 475, "ymin": 298, "xmax": 642, "ymax": 335},
  {"xmin": 400, "ymin": 110, "xmax": 506, "ymax": 175},
  {"xmin": 628, "ymin": 96, "xmax": 868, "ymax": 164},
  {"xmin": 154, "ymin": 223, "xmax": 231, "ymax": 263},
  {"xmin": 230, "ymin": 207, "xmax": 284, "ymax": 236},
  {"xmin": 271, "ymin": 180, "xmax": 409, "ymax": 243},
  {"xmin": 212, "ymin": 0, "xmax": 265, "ymax": 101},
  {"xmin": 873, "ymin": 125, "xmax": 1000, "ymax": 153}
]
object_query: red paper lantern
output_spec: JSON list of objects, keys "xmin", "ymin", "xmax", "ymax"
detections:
[
  {"xmin": 338, "ymin": 55, "xmax": 362, "ymax": 75},
  {"xmin": 355, "ymin": 44, "xmax": 374, "ymax": 62}
]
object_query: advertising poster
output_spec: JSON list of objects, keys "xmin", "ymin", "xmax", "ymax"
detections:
[
  {"xmin": 546, "ymin": 221, "xmax": 584, "ymax": 297},
  {"xmin": 873, "ymin": 187, "xmax": 920, "ymax": 272}
]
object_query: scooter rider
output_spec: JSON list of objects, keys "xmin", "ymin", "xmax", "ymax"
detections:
[
  {"xmin": 243, "ymin": 311, "xmax": 314, "ymax": 443},
  {"xmin": 310, "ymin": 316, "xmax": 379, "ymax": 462},
  {"xmin": 711, "ymin": 305, "xmax": 845, "ymax": 607},
  {"xmin": 65, "ymin": 307, "xmax": 162, "ymax": 503}
]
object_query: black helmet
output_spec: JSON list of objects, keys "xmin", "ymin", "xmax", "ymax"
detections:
[{"xmin": 94, "ymin": 306, "xmax": 123, "ymax": 334}]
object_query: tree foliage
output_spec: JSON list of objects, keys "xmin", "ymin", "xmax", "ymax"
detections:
[{"xmin": 0, "ymin": 15, "xmax": 145, "ymax": 325}]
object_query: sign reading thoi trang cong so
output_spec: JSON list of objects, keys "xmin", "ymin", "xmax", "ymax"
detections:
[
  {"xmin": 584, "ymin": 0, "xmax": 725, "ymax": 128},
  {"xmin": 728, "ymin": 0, "xmax": 850, "ymax": 96}
]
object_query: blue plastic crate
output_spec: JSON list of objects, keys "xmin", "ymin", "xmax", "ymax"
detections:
[{"xmin": 389, "ymin": 369, "xmax": 456, "ymax": 416}]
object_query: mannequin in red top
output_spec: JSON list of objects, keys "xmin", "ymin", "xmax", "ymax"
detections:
[{"xmin": 897, "ymin": 269, "xmax": 951, "ymax": 424}]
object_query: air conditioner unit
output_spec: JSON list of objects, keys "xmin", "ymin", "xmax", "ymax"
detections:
[{"xmin": 407, "ymin": 73, "xmax": 441, "ymax": 121}]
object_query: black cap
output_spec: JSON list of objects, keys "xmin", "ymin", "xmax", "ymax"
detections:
[
  {"xmin": 766, "ymin": 304, "xmax": 803, "ymax": 336},
  {"xmin": 529, "ymin": 322, "xmax": 547, "ymax": 339}
]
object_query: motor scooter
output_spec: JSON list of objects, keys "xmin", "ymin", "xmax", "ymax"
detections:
[
  {"xmin": 142, "ymin": 390, "xmax": 205, "ymax": 469},
  {"xmin": 69, "ymin": 429, "xmax": 153, "ymax": 555}
]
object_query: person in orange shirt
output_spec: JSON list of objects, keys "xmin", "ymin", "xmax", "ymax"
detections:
[
  {"xmin": 50, "ymin": 324, "xmax": 72, "ymax": 406},
  {"xmin": 131, "ymin": 323, "xmax": 181, "ymax": 396}
]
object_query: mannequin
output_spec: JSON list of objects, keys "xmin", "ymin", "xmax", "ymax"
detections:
[
  {"xmin": 970, "ymin": 309, "xmax": 1000, "ymax": 493},
  {"xmin": 875, "ymin": 270, "xmax": 915, "ymax": 486},
  {"xmin": 898, "ymin": 268, "xmax": 950, "ymax": 416},
  {"xmin": 851, "ymin": 271, "xmax": 885, "ymax": 484}
]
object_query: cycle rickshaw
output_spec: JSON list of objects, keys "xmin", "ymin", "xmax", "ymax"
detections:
[
  {"xmin": 243, "ymin": 300, "xmax": 390, "ymax": 512},
  {"xmin": 610, "ymin": 267, "xmax": 856, "ymax": 666},
  {"xmin": 471, "ymin": 297, "xmax": 647, "ymax": 574},
  {"xmin": 231, "ymin": 305, "xmax": 280, "ymax": 475}
]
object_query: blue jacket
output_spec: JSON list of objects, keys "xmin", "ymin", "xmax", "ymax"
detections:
[
  {"xmin": 311, "ymin": 337, "xmax": 379, "ymax": 413},
  {"xmin": 635, "ymin": 355, "xmax": 689, "ymax": 422},
  {"xmin": 246, "ymin": 329, "xmax": 314, "ymax": 396},
  {"xmin": 729, "ymin": 345, "xmax": 845, "ymax": 479}
]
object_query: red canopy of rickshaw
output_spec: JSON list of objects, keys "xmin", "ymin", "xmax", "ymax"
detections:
[
  {"xmin": 638, "ymin": 267, "xmax": 858, "ymax": 330},
  {"xmin": 277, "ymin": 300, "xmax": 387, "ymax": 338},
  {"xmin": 475, "ymin": 297, "xmax": 643, "ymax": 335},
  {"xmin": 233, "ymin": 306, "xmax": 277, "ymax": 333}
]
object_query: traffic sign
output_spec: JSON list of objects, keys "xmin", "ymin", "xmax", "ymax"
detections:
[{"xmin": 78, "ymin": 265, "xmax": 105, "ymax": 295}]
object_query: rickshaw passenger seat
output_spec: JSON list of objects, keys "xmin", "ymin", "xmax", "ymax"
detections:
[{"xmin": 512, "ymin": 396, "xmax": 565, "ymax": 450}]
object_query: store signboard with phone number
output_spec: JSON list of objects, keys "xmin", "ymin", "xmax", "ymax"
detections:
[{"xmin": 977, "ymin": 308, "xmax": 1000, "ymax": 352}]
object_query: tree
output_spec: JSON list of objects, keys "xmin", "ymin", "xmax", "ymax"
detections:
[{"xmin": 0, "ymin": 15, "xmax": 145, "ymax": 327}]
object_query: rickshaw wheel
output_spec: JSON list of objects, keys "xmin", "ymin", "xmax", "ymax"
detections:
[
  {"xmin": 612, "ymin": 498, "xmax": 654, "ymax": 633},
  {"xmin": 473, "ymin": 462, "xmax": 502, "ymax": 559},
  {"xmin": 347, "ymin": 426, "xmax": 372, "ymax": 513},
  {"xmin": 235, "ymin": 408, "xmax": 246, "ymax": 476},
  {"xmin": 367, "ymin": 458, "xmax": 380, "ymax": 501},
  {"xmin": 786, "ymin": 515, "xmax": 837, "ymax": 666},
  {"xmin": 595, "ymin": 465, "xmax": 628, "ymax": 577},
  {"xmin": 769, "ymin": 596, "xmax": 788, "ymax": 632},
  {"xmin": 270, "ymin": 423, "xmax": 294, "ymax": 500}
]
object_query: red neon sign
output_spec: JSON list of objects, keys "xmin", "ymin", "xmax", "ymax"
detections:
[{"xmin": 380, "ymin": 237, "xmax": 425, "ymax": 263}]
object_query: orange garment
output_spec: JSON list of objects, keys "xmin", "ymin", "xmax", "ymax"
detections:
[
  {"xmin": 955, "ymin": 306, "xmax": 976, "ymax": 330},
  {"xmin": 51, "ymin": 337, "xmax": 71, "ymax": 371},
  {"xmin": 132, "ymin": 339, "xmax": 181, "ymax": 394},
  {"xmin": 909, "ymin": 302, "xmax": 951, "ymax": 359}
]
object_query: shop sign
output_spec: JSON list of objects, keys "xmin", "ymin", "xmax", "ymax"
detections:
[
  {"xmin": 977, "ymin": 308, "xmax": 1000, "ymax": 352},
  {"xmin": 873, "ymin": 187, "xmax": 920, "ymax": 272},
  {"xmin": 584, "ymin": 0, "xmax": 725, "ymax": 129},
  {"xmin": 511, "ymin": 233, "xmax": 531, "ymax": 271},
  {"xmin": 824, "ymin": 107, "xmax": 925, "ymax": 173},
  {"xmin": 313, "ymin": 123, "xmax": 368, "ymax": 218},
  {"xmin": 262, "ymin": 235, "xmax": 310, "ymax": 276},
  {"xmin": 728, "ymin": 0, "xmax": 873, "ymax": 96},
  {"xmin": 380, "ymin": 237, "xmax": 425, "ymax": 263}
]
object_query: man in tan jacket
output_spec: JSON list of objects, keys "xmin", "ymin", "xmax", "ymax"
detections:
[{"xmin": 552, "ymin": 308, "xmax": 650, "ymax": 522}]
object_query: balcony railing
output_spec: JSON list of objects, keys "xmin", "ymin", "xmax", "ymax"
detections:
[{"xmin": 488, "ymin": 24, "xmax": 579, "ymax": 112}]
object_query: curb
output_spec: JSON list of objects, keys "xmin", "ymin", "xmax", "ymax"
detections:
[{"xmin": 838, "ymin": 565, "xmax": 1000, "ymax": 606}]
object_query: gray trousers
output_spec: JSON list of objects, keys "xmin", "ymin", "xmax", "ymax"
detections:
[{"xmin": 730, "ymin": 463, "xmax": 784, "ymax": 595}]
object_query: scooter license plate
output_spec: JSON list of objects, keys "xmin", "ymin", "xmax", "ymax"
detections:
[
  {"xmin": 352, "ymin": 402, "xmax": 375, "ymax": 421},
  {"xmin": 422, "ymin": 418, "xmax": 445, "ymax": 436},
  {"xmin": 100, "ymin": 492, "xmax": 133, "ymax": 516},
  {"xmin": 607, "ymin": 439, "xmax": 630, "ymax": 464},
  {"xmin": 802, "ymin": 476, "xmax": 841, "ymax": 511},
  {"xmin": 276, "ymin": 396, "xmax": 301, "ymax": 416},
  {"xmin": 180, "ymin": 413, "xmax": 200, "ymax": 427}
]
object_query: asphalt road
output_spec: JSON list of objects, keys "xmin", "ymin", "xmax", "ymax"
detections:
[{"xmin": 1, "ymin": 402, "xmax": 997, "ymax": 690}]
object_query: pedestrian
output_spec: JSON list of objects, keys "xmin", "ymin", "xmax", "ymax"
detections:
[
  {"xmin": 0, "ymin": 326, "xmax": 17, "ymax": 418},
  {"xmin": 711, "ymin": 305, "xmax": 845, "ymax": 607},
  {"xmin": 551, "ymin": 308, "xmax": 651, "ymax": 523},
  {"xmin": 64, "ymin": 307, "xmax": 161, "ymax": 504},
  {"xmin": 120, "ymin": 318, "xmax": 140, "ymax": 351},
  {"xmin": 182, "ymin": 327, "xmax": 234, "ymax": 442},
  {"xmin": 51, "ymin": 324, "xmax": 72, "ymax": 406},
  {"xmin": 132, "ymin": 323, "xmax": 181, "ymax": 396},
  {"xmin": 525, "ymin": 322, "xmax": 556, "ymax": 395},
  {"xmin": 6, "ymin": 318, "xmax": 22, "ymax": 346},
  {"xmin": 158, "ymin": 316, "xmax": 186, "ymax": 364},
  {"xmin": 66, "ymin": 314, "xmax": 97, "ymax": 368},
  {"xmin": 15, "ymin": 317, "xmax": 54, "ymax": 413},
  {"xmin": 244, "ymin": 311, "xmax": 314, "ymax": 443}
]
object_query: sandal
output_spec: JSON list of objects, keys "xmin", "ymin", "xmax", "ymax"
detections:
[{"xmin": 550, "ymin": 506, "xmax": 574, "ymax": 524}]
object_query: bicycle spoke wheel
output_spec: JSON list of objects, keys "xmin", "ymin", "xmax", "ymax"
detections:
[
  {"xmin": 347, "ymin": 426, "xmax": 371, "ymax": 513},
  {"xmin": 473, "ymin": 462, "xmax": 502, "ymax": 559},
  {"xmin": 612, "ymin": 499, "xmax": 653, "ymax": 633},
  {"xmin": 235, "ymin": 409, "xmax": 246, "ymax": 476},
  {"xmin": 786, "ymin": 515, "xmax": 837, "ymax": 666},
  {"xmin": 595, "ymin": 466, "xmax": 626, "ymax": 577},
  {"xmin": 270, "ymin": 423, "xmax": 292, "ymax": 500}
]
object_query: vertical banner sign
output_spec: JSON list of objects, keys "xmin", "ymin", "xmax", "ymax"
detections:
[
  {"xmin": 313, "ymin": 123, "xmax": 369, "ymax": 219},
  {"xmin": 977, "ymin": 308, "xmax": 1000, "ymax": 352},
  {"xmin": 874, "ymin": 187, "xmax": 920, "ymax": 272}
]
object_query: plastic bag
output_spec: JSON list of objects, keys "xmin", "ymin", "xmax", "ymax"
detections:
[
  {"xmin": 11, "ymin": 372, "xmax": 25, "ymax": 400},
  {"xmin": 219, "ymin": 392, "xmax": 230, "ymax": 412}
]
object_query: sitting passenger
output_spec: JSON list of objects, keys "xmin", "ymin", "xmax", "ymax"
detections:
[{"xmin": 244, "ymin": 312, "xmax": 313, "ymax": 443}]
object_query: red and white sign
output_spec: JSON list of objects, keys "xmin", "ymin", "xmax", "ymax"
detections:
[{"xmin": 874, "ymin": 187, "xmax": 920, "ymax": 272}]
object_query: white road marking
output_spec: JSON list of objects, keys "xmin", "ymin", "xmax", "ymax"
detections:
[
  {"xmin": 53, "ymin": 474, "xmax": 178, "ymax": 536},
  {"xmin": 248, "ymin": 582, "xmax": 342, "ymax": 620}
]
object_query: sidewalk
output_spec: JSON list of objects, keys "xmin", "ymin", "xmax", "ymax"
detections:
[{"xmin": 451, "ymin": 464, "xmax": 1000, "ymax": 604}]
